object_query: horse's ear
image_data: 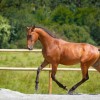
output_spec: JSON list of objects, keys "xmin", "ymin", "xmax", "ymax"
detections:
[
  {"xmin": 27, "ymin": 27, "xmax": 30, "ymax": 30},
  {"xmin": 31, "ymin": 25, "xmax": 35, "ymax": 31}
]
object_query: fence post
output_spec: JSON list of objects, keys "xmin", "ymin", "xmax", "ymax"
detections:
[{"xmin": 49, "ymin": 64, "xmax": 52, "ymax": 94}]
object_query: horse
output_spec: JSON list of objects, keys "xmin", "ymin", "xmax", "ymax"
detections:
[{"xmin": 27, "ymin": 26, "xmax": 100, "ymax": 94}]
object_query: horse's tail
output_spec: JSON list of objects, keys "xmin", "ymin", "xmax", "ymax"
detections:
[{"xmin": 92, "ymin": 49, "xmax": 100, "ymax": 72}]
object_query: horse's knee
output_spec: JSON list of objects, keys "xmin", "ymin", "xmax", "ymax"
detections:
[{"xmin": 37, "ymin": 67, "xmax": 41, "ymax": 73}]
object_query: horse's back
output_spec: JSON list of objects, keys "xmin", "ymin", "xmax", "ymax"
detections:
[{"xmin": 58, "ymin": 40, "xmax": 99, "ymax": 66}]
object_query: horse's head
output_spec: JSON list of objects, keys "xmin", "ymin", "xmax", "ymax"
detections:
[{"xmin": 27, "ymin": 26, "xmax": 39, "ymax": 50}]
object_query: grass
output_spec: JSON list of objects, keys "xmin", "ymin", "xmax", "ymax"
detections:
[
  {"xmin": 0, "ymin": 52, "xmax": 43, "ymax": 67},
  {"xmin": 0, "ymin": 52, "xmax": 100, "ymax": 94}
]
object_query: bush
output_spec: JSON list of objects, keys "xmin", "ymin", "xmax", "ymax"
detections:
[
  {"xmin": 51, "ymin": 5, "xmax": 74, "ymax": 25},
  {"xmin": 0, "ymin": 15, "xmax": 11, "ymax": 48}
]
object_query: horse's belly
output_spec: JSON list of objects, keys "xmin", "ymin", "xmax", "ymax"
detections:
[
  {"xmin": 60, "ymin": 60, "xmax": 79, "ymax": 65},
  {"xmin": 60, "ymin": 58, "xmax": 80, "ymax": 65},
  {"xmin": 60, "ymin": 46, "xmax": 82, "ymax": 65}
]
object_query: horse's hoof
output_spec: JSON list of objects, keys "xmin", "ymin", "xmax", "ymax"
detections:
[{"xmin": 68, "ymin": 90, "xmax": 74, "ymax": 95}]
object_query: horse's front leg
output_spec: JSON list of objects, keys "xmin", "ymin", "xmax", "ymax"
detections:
[
  {"xmin": 51, "ymin": 63, "xmax": 68, "ymax": 91},
  {"xmin": 35, "ymin": 60, "xmax": 49, "ymax": 91}
]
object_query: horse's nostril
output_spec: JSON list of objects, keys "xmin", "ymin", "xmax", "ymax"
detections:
[
  {"xmin": 29, "ymin": 47, "xmax": 33, "ymax": 50},
  {"xmin": 28, "ymin": 45, "xmax": 33, "ymax": 50}
]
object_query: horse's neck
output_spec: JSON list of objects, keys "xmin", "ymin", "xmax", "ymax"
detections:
[{"xmin": 36, "ymin": 29, "xmax": 55, "ymax": 48}]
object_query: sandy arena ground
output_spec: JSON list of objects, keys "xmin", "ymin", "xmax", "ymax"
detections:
[{"xmin": 0, "ymin": 88, "xmax": 100, "ymax": 100}]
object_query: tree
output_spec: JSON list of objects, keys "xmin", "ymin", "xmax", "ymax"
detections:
[
  {"xmin": 91, "ymin": 22, "xmax": 100, "ymax": 45},
  {"xmin": 51, "ymin": 5, "xmax": 74, "ymax": 25},
  {"xmin": 0, "ymin": 0, "xmax": 99, "ymax": 48},
  {"xmin": 61, "ymin": 24, "xmax": 96, "ymax": 45},
  {"xmin": 0, "ymin": 15, "xmax": 11, "ymax": 48}
]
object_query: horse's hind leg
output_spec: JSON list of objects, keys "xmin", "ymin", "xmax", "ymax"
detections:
[
  {"xmin": 68, "ymin": 63, "xmax": 89, "ymax": 94},
  {"xmin": 92, "ymin": 56, "xmax": 100, "ymax": 72},
  {"xmin": 51, "ymin": 63, "xmax": 68, "ymax": 90},
  {"xmin": 35, "ymin": 60, "xmax": 49, "ymax": 91}
]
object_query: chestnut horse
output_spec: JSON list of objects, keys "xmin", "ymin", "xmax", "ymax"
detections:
[{"xmin": 27, "ymin": 26, "xmax": 100, "ymax": 94}]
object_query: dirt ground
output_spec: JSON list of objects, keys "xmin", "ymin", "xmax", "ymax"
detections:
[{"xmin": 0, "ymin": 88, "xmax": 100, "ymax": 100}]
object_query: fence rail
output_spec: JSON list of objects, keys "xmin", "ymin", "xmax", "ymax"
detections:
[
  {"xmin": 0, "ymin": 49, "xmax": 42, "ymax": 52},
  {"xmin": 0, "ymin": 67, "xmax": 96, "ymax": 71},
  {"xmin": 0, "ymin": 49, "xmax": 97, "ymax": 94}
]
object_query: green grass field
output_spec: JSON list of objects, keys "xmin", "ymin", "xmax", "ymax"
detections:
[{"xmin": 0, "ymin": 52, "xmax": 100, "ymax": 94}]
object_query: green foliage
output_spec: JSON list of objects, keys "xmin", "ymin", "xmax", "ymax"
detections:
[
  {"xmin": 50, "ymin": 24, "xmax": 96, "ymax": 45},
  {"xmin": 74, "ymin": 7, "xmax": 96, "ymax": 26},
  {"xmin": 34, "ymin": 7, "xmax": 51, "ymax": 25},
  {"xmin": 51, "ymin": 5, "xmax": 74, "ymax": 25},
  {"xmin": 0, "ymin": 15, "xmax": 11, "ymax": 48},
  {"xmin": 62, "ymin": 24, "xmax": 96, "ymax": 44},
  {"xmin": 91, "ymin": 22, "xmax": 100, "ymax": 45},
  {"xmin": 0, "ymin": 0, "xmax": 100, "ymax": 48}
]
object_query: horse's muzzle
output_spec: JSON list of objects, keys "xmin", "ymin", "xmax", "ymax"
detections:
[{"xmin": 28, "ymin": 45, "xmax": 33, "ymax": 50}]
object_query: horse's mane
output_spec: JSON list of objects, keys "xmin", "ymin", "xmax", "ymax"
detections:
[{"xmin": 36, "ymin": 26, "xmax": 57, "ymax": 38}]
